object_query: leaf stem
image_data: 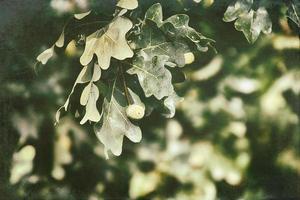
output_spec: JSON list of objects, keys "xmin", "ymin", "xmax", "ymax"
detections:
[{"xmin": 120, "ymin": 65, "xmax": 132, "ymax": 105}]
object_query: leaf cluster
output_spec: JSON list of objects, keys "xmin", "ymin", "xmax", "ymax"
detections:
[{"xmin": 36, "ymin": 0, "xmax": 211, "ymax": 157}]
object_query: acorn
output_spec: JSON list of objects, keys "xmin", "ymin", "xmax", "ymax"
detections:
[
  {"xmin": 184, "ymin": 52, "xmax": 195, "ymax": 65},
  {"xmin": 126, "ymin": 104, "xmax": 145, "ymax": 120}
]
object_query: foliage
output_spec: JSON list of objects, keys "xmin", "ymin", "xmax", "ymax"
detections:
[
  {"xmin": 223, "ymin": 0, "xmax": 272, "ymax": 43},
  {"xmin": 35, "ymin": 0, "xmax": 213, "ymax": 157},
  {"xmin": 0, "ymin": 0, "xmax": 299, "ymax": 199}
]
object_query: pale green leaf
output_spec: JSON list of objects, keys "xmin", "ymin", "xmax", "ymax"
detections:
[
  {"xmin": 144, "ymin": 3, "xmax": 212, "ymax": 51},
  {"xmin": 74, "ymin": 10, "xmax": 91, "ymax": 20},
  {"xmin": 223, "ymin": 0, "xmax": 272, "ymax": 43},
  {"xmin": 142, "ymin": 42, "xmax": 190, "ymax": 67},
  {"xmin": 117, "ymin": 0, "xmax": 138, "ymax": 10},
  {"xmin": 79, "ymin": 63, "xmax": 102, "ymax": 122},
  {"xmin": 37, "ymin": 30, "xmax": 65, "ymax": 64},
  {"xmin": 133, "ymin": 21, "xmax": 190, "ymax": 67},
  {"xmin": 80, "ymin": 82, "xmax": 92, "ymax": 106},
  {"xmin": 55, "ymin": 30, "xmax": 65, "ymax": 48},
  {"xmin": 118, "ymin": 9, "xmax": 128, "ymax": 17},
  {"xmin": 36, "ymin": 46, "xmax": 54, "ymax": 65},
  {"xmin": 133, "ymin": 21, "xmax": 165, "ymax": 50},
  {"xmin": 234, "ymin": 10, "xmax": 254, "ymax": 42},
  {"xmin": 235, "ymin": 7, "xmax": 272, "ymax": 43},
  {"xmin": 223, "ymin": 0, "xmax": 253, "ymax": 22},
  {"xmin": 145, "ymin": 3, "xmax": 163, "ymax": 25},
  {"xmin": 95, "ymin": 83, "xmax": 142, "ymax": 157},
  {"xmin": 162, "ymin": 14, "xmax": 208, "ymax": 43},
  {"xmin": 92, "ymin": 63, "xmax": 101, "ymax": 82},
  {"xmin": 55, "ymin": 65, "xmax": 90, "ymax": 123},
  {"xmin": 37, "ymin": 17, "xmax": 72, "ymax": 64},
  {"xmin": 253, "ymin": 7, "xmax": 272, "ymax": 35},
  {"xmin": 80, "ymin": 83, "xmax": 101, "ymax": 124},
  {"xmin": 80, "ymin": 17, "xmax": 134, "ymax": 69},
  {"xmin": 127, "ymin": 54, "xmax": 173, "ymax": 100}
]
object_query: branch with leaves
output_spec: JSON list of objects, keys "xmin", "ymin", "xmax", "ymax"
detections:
[
  {"xmin": 36, "ymin": 0, "xmax": 212, "ymax": 158},
  {"xmin": 36, "ymin": 0, "xmax": 297, "ymax": 158}
]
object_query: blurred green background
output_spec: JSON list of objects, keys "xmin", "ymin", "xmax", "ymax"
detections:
[{"xmin": 0, "ymin": 0, "xmax": 299, "ymax": 199}]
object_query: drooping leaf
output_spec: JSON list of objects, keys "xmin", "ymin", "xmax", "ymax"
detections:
[
  {"xmin": 95, "ymin": 82, "xmax": 142, "ymax": 157},
  {"xmin": 79, "ymin": 63, "xmax": 102, "ymax": 124},
  {"xmin": 163, "ymin": 92, "xmax": 183, "ymax": 118},
  {"xmin": 80, "ymin": 82, "xmax": 92, "ymax": 106},
  {"xmin": 223, "ymin": 0, "xmax": 253, "ymax": 22},
  {"xmin": 144, "ymin": 3, "xmax": 212, "ymax": 51},
  {"xmin": 91, "ymin": 63, "xmax": 102, "ymax": 82},
  {"xmin": 234, "ymin": 10, "xmax": 254, "ymax": 41},
  {"xmin": 37, "ymin": 32, "xmax": 64, "ymax": 64},
  {"xmin": 80, "ymin": 83, "xmax": 101, "ymax": 124},
  {"xmin": 253, "ymin": 7, "xmax": 272, "ymax": 34},
  {"xmin": 55, "ymin": 30, "xmax": 65, "ymax": 48},
  {"xmin": 235, "ymin": 7, "xmax": 272, "ymax": 43},
  {"xmin": 127, "ymin": 54, "xmax": 173, "ymax": 100},
  {"xmin": 145, "ymin": 3, "xmax": 163, "ymax": 25},
  {"xmin": 74, "ymin": 11, "xmax": 91, "ymax": 20},
  {"xmin": 65, "ymin": 65, "xmax": 91, "ymax": 107},
  {"xmin": 36, "ymin": 46, "xmax": 54, "ymax": 65},
  {"xmin": 80, "ymin": 17, "xmax": 134, "ymax": 69},
  {"xmin": 223, "ymin": 0, "xmax": 272, "ymax": 43},
  {"xmin": 37, "ymin": 18, "xmax": 70, "ymax": 64},
  {"xmin": 55, "ymin": 65, "xmax": 91, "ymax": 123},
  {"xmin": 117, "ymin": 9, "xmax": 128, "ymax": 17},
  {"xmin": 56, "ymin": 63, "xmax": 100, "ymax": 124},
  {"xmin": 117, "ymin": 0, "xmax": 138, "ymax": 10}
]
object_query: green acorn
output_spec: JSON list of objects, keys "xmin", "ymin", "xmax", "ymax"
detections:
[
  {"xmin": 184, "ymin": 52, "xmax": 195, "ymax": 64},
  {"xmin": 126, "ymin": 104, "xmax": 145, "ymax": 120}
]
